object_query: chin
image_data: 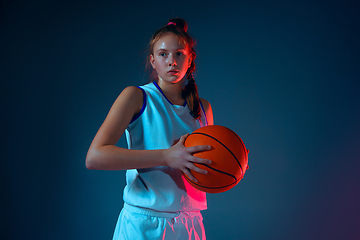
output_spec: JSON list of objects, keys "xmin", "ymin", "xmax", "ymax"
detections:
[{"xmin": 159, "ymin": 76, "xmax": 184, "ymax": 84}]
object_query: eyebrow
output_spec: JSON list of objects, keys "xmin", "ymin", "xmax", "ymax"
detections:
[{"xmin": 156, "ymin": 48, "xmax": 186, "ymax": 52}]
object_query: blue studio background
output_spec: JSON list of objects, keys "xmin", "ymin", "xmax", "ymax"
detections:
[{"xmin": 1, "ymin": 0, "xmax": 359, "ymax": 239}]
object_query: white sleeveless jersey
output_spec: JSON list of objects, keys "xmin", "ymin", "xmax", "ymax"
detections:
[{"xmin": 123, "ymin": 81, "xmax": 208, "ymax": 212}]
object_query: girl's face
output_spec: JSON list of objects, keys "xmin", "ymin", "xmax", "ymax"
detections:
[{"xmin": 150, "ymin": 33, "xmax": 192, "ymax": 85}]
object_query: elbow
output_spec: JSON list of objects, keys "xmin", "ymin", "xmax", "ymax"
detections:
[
  {"xmin": 85, "ymin": 159, "xmax": 94, "ymax": 170},
  {"xmin": 85, "ymin": 156, "xmax": 94, "ymax": 170},
  {"xmin": 85, "ymin": 150, "xmax": 99, "ymax": 170}
]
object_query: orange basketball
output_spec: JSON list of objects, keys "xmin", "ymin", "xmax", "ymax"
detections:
[{"xmin": 183, "ymin": 125, "xmax": 249, "ymax": 193}]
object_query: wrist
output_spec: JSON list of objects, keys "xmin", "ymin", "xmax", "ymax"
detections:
[{"xmin": 160, "ymin": 148, "xmax": 169, "ymax": 167}]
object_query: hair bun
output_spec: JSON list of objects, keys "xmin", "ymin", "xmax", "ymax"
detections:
[{"xmin": 168, "ymin": 18, "xmax": 188, "ymax": 32}]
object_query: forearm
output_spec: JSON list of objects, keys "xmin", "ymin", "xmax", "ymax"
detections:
[{"xmin": 86, "ymin": 145, "xmax": 167, "ymax": 171}]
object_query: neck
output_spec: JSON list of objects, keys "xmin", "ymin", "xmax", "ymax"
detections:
[{"xmin": 157, "ymin": 78, "xmax": 185, "ymax": 105}]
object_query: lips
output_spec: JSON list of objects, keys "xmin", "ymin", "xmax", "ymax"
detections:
[{"xmin": 168, "ymin": 69, "xmax": 179, "ymax": 75}]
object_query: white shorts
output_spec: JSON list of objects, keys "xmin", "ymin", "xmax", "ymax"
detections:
[{"xmin": 112, "ymin": 203, "xmax": 206, "ymax": 240}]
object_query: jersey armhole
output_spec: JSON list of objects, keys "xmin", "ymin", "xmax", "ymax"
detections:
[
  {"xmin": 199, "ymin": 100, "xmax": 208, "ymax": 126},
  {"xmin": 129, "ymin": 87, "xmax": 147, "ymax": 124}
]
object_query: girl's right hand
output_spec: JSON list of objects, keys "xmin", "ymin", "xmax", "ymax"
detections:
[{"xmin": 163, "ymin": 133, "xmax": 212, "ymax": 183}]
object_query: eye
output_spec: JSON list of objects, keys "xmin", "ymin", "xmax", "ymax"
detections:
[
  {"xmin": 177, "ymin": 51, "xmax": 184, "ymax": 56},
  {"xmin": 159, "ymin": 52, "xmax": 166, "ymax": 57}
]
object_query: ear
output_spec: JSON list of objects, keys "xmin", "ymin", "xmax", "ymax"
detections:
[
  {"xmin": 188, "ymin": 53, "xmax": 193, "ymax": 68},
  {"xmin": 150, "ymin": 54, "xmax": 156, "ymax": 69}
]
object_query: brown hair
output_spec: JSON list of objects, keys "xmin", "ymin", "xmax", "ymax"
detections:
[{"xmin": 147, "ymin": 18, "xmax": 201, "ymax": 119}]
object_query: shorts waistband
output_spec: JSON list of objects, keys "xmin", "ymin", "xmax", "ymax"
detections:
[{"xmin": 123, "ymin": 203, "xmax": 201, "ymax": 219}]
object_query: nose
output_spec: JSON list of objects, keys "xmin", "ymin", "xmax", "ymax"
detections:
[{"xmin": 168, "ymin": 54, "xmax": 177, "ymax": 66}]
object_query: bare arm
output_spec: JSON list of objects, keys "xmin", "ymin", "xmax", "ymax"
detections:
[
  {"xmin": 85, "ymin": 86, "xmax": 211, "ymax": 182},
  {"xmin": 200, "ymin": 98, "xmax": 214, "ymax": 126}
]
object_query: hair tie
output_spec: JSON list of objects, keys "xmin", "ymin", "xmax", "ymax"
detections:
[{"xmin": 167, "ymin": 22, "xmax": 176, "ymax": 26}]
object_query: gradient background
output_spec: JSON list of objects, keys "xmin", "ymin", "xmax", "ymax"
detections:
[{"xmin": 2, "ymin": 0, "xmax": 359, "ymax": 239}]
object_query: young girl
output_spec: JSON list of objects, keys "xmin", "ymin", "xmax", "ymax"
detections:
[{"xmin": 86, "ymin": 18, "xmax": 213, "ymax": 240}]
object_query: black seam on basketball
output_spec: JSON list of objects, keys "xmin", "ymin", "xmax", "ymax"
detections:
[
  {"xmin": 191, "ymin": 132, "xmax": 244, "ymax": 176},
  {"xmin": 196, "ymin": 163, "xmax": 237, "ymax": 181},
  {"xmin": 229, "ymin": 128, "xmax": 247, "ymax": 157},
  {"xmin": 183, "ymin": 174, "xmax": 237, "ymax": 189}
]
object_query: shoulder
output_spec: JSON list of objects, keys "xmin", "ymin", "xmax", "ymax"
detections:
[
  {"xmin": 119, "ymin": 86, "xmax": 144, "ymax": 103},
  {"xmin": 200, "ymin": 98, "xmax": 214, "ymax": 125},
  {"xmin": 111, "ymin": 86, "xmax": 144, "ymax": 116},
  {"xmin": 200, "ymin": 98, "xmax": 211, "ymax": 111},
  {"xmin": 121, "ymin": 85, "xmax": 143, "ymax": 96}
]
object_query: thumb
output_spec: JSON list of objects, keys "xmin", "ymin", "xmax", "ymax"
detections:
[{"xmin": 178, "ymin": 133, "xmax": 190, "ymax": 145}]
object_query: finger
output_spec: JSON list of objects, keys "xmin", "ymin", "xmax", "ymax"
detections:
[
  {"xmin": 187, "ymin": 162, "xmax": 208, "ymax": 175},
  {"xmin": 187, "ymin": 145, "xmax": 212, "ymax": 153},
  {"xmin": 178, "ymin": 133, "xmax": 190, "ymax": 145},
  {"xmin": 191, "ymin": 156, "xmax": 212, "ymax": 165},
  {"xmin": 182, "ymin": 168, "xmax": 198, "ymax": 182}
]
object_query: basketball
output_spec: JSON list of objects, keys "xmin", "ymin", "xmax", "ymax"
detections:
[{"xmin": 183, "ymin": 125, "xmax": 249, "ymax": 193}]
